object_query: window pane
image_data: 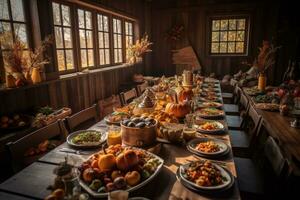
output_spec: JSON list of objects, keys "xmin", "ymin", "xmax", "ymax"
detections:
[
  {"xmin": 128, "ymin": 23, "xmax": 133, "ymax": 35},
  {"xmin": 113, "ymin": 35, "xmax": 117, "ymax": 48},
  {"xmin": 62, "ymin": 5, "xmax": 70, "ymax": 26},
  {"xmin": 0, "ymin": 0, "xmax": 10, "ymax": 20},
  {"xmin": 118, "ymin": 35, "xmax": 122, "ymax": 48},
  {"xmin": 99, "ymin": 49, "xmax": 104, "ymax": 65},
  {"xmin": 86, "ymin": 30, "xmax": 93, "ymax": 48},
  {"xmin": 78, "ymin": 9, "xmax": 84, "ymax": 28},
  {"xmin": 114, "ymin": 49, "xmax": 118, "ymax": 62},
  {"xmin": 14, "ymin": 23, "xmax": 28, "ymax": 47},
  {"xmin": 228, "ymin": 42, "xmax": 235, "ymax": 53},
  {"xmin": 237, "ymin": 19, "xmax": 245, "ymax": 30},
  {"xmin": 87, "ymin": 49, "xmax": 94, "ymax": 66},
  {"xmin": 117, "ymin": 20, "xmax": 121, "ymax": 33},
  {"xmin": 220, "ymin": 31, "xmax": 227, "ymax": 41},
  {"xmin": 81, "ymin": 50, "xmax": 87, "ymax": 68},
  {"xmin": 220, "ymin": 42, "xmax": 227, "ymax": 53},
  {"xmin": 220, "ymin": 20, "xmax": 228, "ymax": 30},
  {"xmin": 52, "ymin": 2, "xmax": 61, "ymax": 25},
  {"xmin": 65, "ymin": 50, "xmax": 74, "ymax": 69},
  {"xmin": 103, "ymin": 16, "xmax": 108, "ymax": 32},
  {"xmin": 236, "ymin": 42, "xmax": 244, "ymax": 53},
  {"xmin": 98, "ymin": 15, "xmax": 103, "ymax": 31},
  {"xmin": 211, "ymin": 32, "xmax": 219, "ymax": 42},
  {"xmin": 228, "ymin": 31, "xmax": 236, "ymax": 41},
  {"xmin": 54, "ymin": 27, "xmax": 63, "ymax": 48},
  {"xmin": 104, "ymin": 32, "xmax": 109, "ymax": 48},
  {"xmin": 79, "ymin": 29, "xmax": 86, "ymax": 48},
  {"xmin": 211, "ymin": 43, "xmax": 219, "ymax": 53},
  {"xmin": 57, "ymin": 50, "xmax": 65, "ymax": 71},
  {"xmin": 212, "ymin": 20, "xmax": 220, "ymax": 31},
  {"xmin": 113, "ymin": 19, "xmax": 116, "ymax": 32},
  {"xmin": 236, "ymin": 31, "xmax": 244, "ymax": 41},
  {"xmin": 0, "ymin": 22, "xmax": 13, "ymax": 49},
  {"xmin": 125, "ymin": 22, "xmax": 128, "ymax": 35},
  {"xmin": 11, "ymin": 0, "xmax": 25, "ymax": 22},
  {"xmin": 63, "ymin": 27, "xmax": 72, "ymax": 48},
  {"xmin": 98, "ymin": 32, "xmax": 103, "ymax": 48},
  {"xmin": 85, "ymin": 11, "xmax": 92, "ymax": 29},
  {"xmin": 105, "ymin": 49, "xmax": 110, "ymax": 64},
  {"xmin": 228, "ymin": 20, "xmax": 236, "ymax": 30}
]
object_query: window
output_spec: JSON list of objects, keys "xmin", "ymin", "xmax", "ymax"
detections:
[
  {"xmin": 0, "ymin": 0, "xmax": 29, "ymax": 66},
  {"xmin": 125, "ymin": 21, "xmax": 133, "ymax": 60},
  {"xmin": 78, "ymin": 9, "xmax": 94, "ymax": 68},
  {"xmin": 209, "ymin": 17, "xmax": 249, "ymax": 55},
  {"xmin": 52, "ymin": 2, "xmax": 74, "ymax": 72},
  {"xmin": 97, "ymin": 14, "xmax": 110, "ymax": 65},
  {"xmin": 112, "ymin": 18, "xmax": 122, "ymax": 63}
]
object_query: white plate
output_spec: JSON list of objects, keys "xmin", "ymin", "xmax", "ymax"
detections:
[
  {"xmin": 179, "ymin": 161, "xmax": 232, "ymax": 190},
  {"xmin": 195, "ymin": 109, "xmax": 225, "ymax": 119},
  {"xmin": 193, "ymin": 121, "xmax": 225, "ymax": 134},
  {"xmin": 187, "ymin": 138, "xmax": 229, "ymax": 157},
  {"xmin": 67, "ymin": 130, "xmax": 107, "ymax": 149},
  {"xmin": 79, "ymin": 147, "xmax": 164, "ymax": 198},
  {"xmin": 196, "ymin": 101, "xmax": 223, "ymax": 109}
]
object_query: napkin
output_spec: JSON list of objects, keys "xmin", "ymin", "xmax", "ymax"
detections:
[{"xmin": 109, "ymin": 190, "xmax": 129, "ymax": 200}]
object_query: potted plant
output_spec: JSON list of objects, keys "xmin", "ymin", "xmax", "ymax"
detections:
[{"xmin": 256, "ymin": 40, "xmax": 280, "ymax": 91}]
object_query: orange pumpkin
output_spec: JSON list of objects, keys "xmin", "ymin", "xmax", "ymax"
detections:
[
  {"xmin": 165, "ymin": 101, "xmax": 191, "ymax": 118},
  {"xmin": 178, "ymin": 89, "xmax": 193, "ymax": 102}
]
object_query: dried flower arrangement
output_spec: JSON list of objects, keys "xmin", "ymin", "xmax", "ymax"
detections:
[
  {"xmin": 256, "ymin": 40, "xmax": 280, "ymax": 74},
  {"xmin": 0, "ymin": 32, "xmax": 52, "ymax": 87},
  {"xmin": 126, "ymin": 34, "xmax": 153, "ymax": 64}
]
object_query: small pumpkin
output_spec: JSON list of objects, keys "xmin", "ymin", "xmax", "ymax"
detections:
[
  {"xmin": 165, "ymin": 101, "xmax": 191, "ymax": 118},
  {"xmin": 178, "ymin": 88, "xmax": 194, "ymax": 102}
]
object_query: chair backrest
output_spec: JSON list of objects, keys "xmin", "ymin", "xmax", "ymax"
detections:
[
  {"xmin": 264, "ymin": 136, "xmax": 289, "ymax": 178},
  {"xmin": 6, "ymin": 120, "xmax": 67, "ymax": 172},
  {"xmin": 247, "ymin": 104, "xmax": 262, "ymax": 134},
  {"xmin": 65, "ymin": 104, "xmax": 98, "ymax": 132},
  {"xmin": 98, "ymin": 95, "xmax": 121, "ymax": 119},
  {"xmin": 233, "ymin": 86, "xmax": 242, "ymax": 104},
  {"xmin": 120, "ymin": 88, "xmax": 137, "ymax": 105},
  {"xmin": 136, "ymin": 82, "xmax": 148, "ymax": 96},
  {"xmin": 239, "ymin": 92, "xmax": 249, "ymax": 110}
]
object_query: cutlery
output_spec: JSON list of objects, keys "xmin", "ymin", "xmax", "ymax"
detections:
[{"xmin": 58, "ymin": 148, "xmax": 91, "ymax": 155}]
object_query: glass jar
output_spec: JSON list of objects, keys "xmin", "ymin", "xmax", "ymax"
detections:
[
  {"xmin": 258, "ymin": 72, "xmax": 266, "ymax": 91},
  {"xmin": 107, "ymin": 125, "xmax": 122, "ymax": 146}
]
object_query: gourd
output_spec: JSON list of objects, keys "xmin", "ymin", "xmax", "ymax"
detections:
[{"xmin": 165, "ymin": 100, "xmax": 191, "ymax": 118}]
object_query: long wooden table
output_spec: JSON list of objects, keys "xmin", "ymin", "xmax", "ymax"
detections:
[
  {"xmin": 242, "ymin": 88, "xmax": 300, "ymax": 176},
  {"xmin": 0, "ymin": 81, "xmax": 241, "ymax": 199}
]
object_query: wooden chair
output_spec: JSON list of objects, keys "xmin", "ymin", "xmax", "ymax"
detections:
[
  {"xmin": 6, "ymin": 120, "xmax": 67, "ymax": 173},
  {"xmin": 120, "ymin": 88, "xmax": 137, "ymax": 106},
  {"xmin": 226, "ymin": 91, "xmax": 249, "ymax": 130},
  {"xmin": 234, "ymin": 135, "xmax": 289, "ymax": 199},
  {"xmin": 136, "ymin": 82, "xmax": 148, "ymax": 96},
  {"xmin": 224, "ymin": 86, "xmax": 242, "ymax": 115},
  {"xmin": 98, "ymin": 95, "xmax": 121, "ymax": 119},
  {"xmin": 65, "ymin": 104, "xmax": 98, "ymax": 132},
  {"xmin": 230, "ymin": 104, "xmax": 262, "ymax": 158}
]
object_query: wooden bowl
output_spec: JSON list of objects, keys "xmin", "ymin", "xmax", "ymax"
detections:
[{"xmin": 121, "ymin": 120, "xmax": 157, "ymax": 148}]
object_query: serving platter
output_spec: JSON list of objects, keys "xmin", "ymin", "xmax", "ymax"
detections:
[
  {"xmin": 196, "ymin": 101, "xmax": 223, "ymax": 109},
  {"xmin": 187, "ymin": 138, "xmax": 229, "ymax": 158},
  {"xmin": 195, "ymin": 108, "xmax": 225, "ymax": 119},
  {"xmin": 67, "ymin": 130, "xmax": 107, "ymax": 149},
  {"xmin": 104, "ymin": 112, "xmax": 129, "ymax": 125},
  {"xmin": 79, "ymin": 146, "xmax": 164, "ymax": 198},
  {"xmin": 193, "ymin": 120, "xmax": 225, "ymax": 134},
  {"xmin": 177, "ymin": 161, "xmax": 234, "ymax": 192}
]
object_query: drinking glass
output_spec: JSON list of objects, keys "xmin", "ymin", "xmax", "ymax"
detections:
[
  {"xmin": 107, "ymin": 125, "xmax": 122, "ymax": 146},
  {"xmin": 184, "ymin": 113, "xmax": 195, "ymax": 128}
]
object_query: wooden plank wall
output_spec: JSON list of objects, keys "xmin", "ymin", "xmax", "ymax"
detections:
[
  {"xmin": 0, "ymin": 64, "xmax": 143, "ymax": 115},
  {"xmin": 150, "ymin": 0, "xmax": 280, "ymax": 84}
]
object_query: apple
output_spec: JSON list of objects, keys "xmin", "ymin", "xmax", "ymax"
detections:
[
  {"xmin": 116, "ymin": 153, "xmax": 129, "ymax": 171},
  {"xmin": 82, "ymin": 168, "xmax": 95, "ymax": 183},
  {"xmin": 98, "ymin": 154, "xmax": 116, "ymax": 171},
  {"xmin": 124, "ymin": 150, "xmax": 139, "ymax": 168},
  {"xmin": 111, "ymin": 170, "xmax": 123, "ymax": 181},
  {"xmin": 125, "ymin": 171, "xmax": 141, "ymax": 186},
  {"xmin": 277, "ymin": 88, "xmax": 286, "ymax": 98}
]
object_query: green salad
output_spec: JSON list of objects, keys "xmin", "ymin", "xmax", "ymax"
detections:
[{"xmin": 71, "ymin": 131, "xmax": 102, "ymax": 145}]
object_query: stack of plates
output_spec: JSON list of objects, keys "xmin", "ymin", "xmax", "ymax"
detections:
[
  {"xmin": 187, "ymin": 138, "xmax": 230, "ymax": 158},
  {"xmin": 176, "ymin": 162, "xmax": 235, "ymax": 195}
]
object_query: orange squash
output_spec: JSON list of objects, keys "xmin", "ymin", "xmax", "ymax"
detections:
[
  {"xmin": 165, "ymin": 101, "xmax": 191, "ymax": 118},
  {"xmin": 178, "ymin": 88, "xmax": 194, "ymax": 102}
]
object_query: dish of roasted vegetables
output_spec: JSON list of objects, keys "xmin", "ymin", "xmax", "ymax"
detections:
[
  {"xmin": 67, "ymin": 130, "xmax": 107, "ymax": 148},
  {"xmin": 78, "ymin": 144, "xmax": 163, "ymax": 198},
  {"xmin": 104, "ymin": 112, "xmax": 130, "ymax": 125},
  {"xmin": 197, "ymin": 101, "xmax": 223, "ymax": 108},
  {"xmin": 187, "ymin": 138, "xmax": 229, "ymax": 157},
  {"xmin": 179, "ymin": 160, "xmax": 232, "ymax": 190},
  {"xmin": 195, "ymin": 108, "xmax": 225, "ymax": 118}
]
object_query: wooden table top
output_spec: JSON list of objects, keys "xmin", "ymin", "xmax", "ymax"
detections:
[
  {"xmin": 0, "ymin": 81, "xmax": 240, "ymax": 200},
  {"xmin": 243, "ymin": 88, "xmax": 300, "ymax": 175}
]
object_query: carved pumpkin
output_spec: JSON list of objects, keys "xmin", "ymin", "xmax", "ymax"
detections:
[{"xmin": 165, "ymin": 101, "xmax": 191, "ymax": 118}]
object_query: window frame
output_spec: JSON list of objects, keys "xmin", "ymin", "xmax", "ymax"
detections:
[
  {"xmin": 96, "ymin": 12, "xmax": 111, "ymax": 67},
  {"xmin": 0, "ymin": 0, "xmax": 32, "ymax": 60},
  {"xmin": 112, "ymin": 16, "xmax": 124, "ymax": 65},
  {"xmin": 207, "ymin": 15, "xmax": 250, "ymax": 57},
  {"xmin": 124, "ymin": 20, "xmax": 134, "ymax": 61}
]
